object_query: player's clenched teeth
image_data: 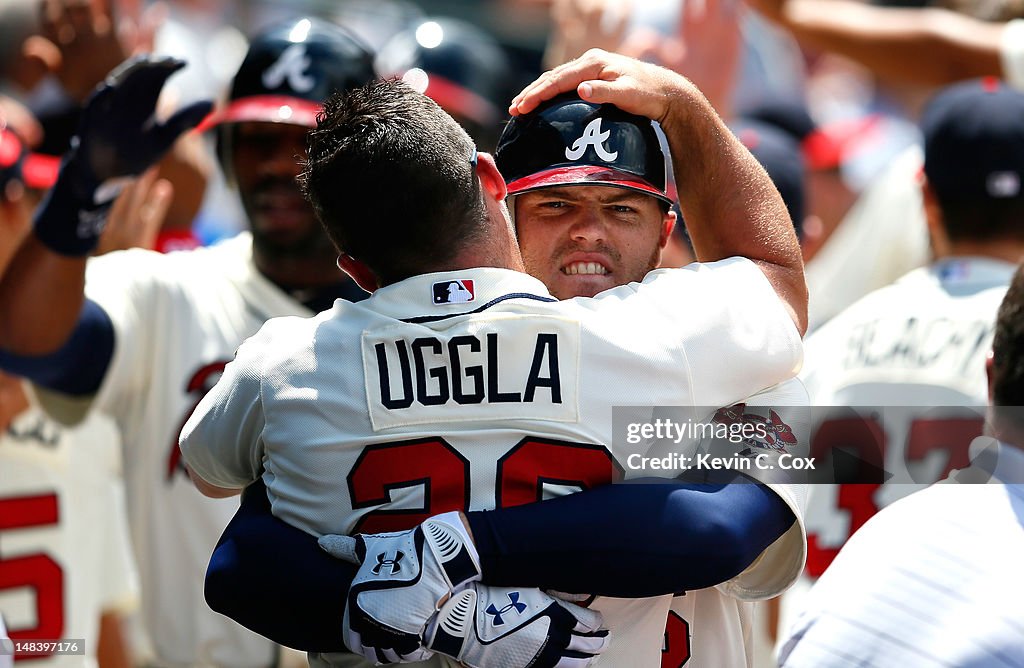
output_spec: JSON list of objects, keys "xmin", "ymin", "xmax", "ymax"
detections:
[{"xmin": 562, "ymin": 262, "xmax": 609, "ymax": 275}]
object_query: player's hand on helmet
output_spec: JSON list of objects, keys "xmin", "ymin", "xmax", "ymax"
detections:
[
  {"xmin": 509, "ymin": 48, "xmax": 694, "ymax": 127},
  {"xmin": 319, "ymin": 511, "xmax": 482, "ymax": 663},
  {"xmin": 67, "ymin": 55, "xmax": 212, "ymax": 203},
  {"xmin": 426, "ymin": 583, "xmax": 608, "ymax": 668}
]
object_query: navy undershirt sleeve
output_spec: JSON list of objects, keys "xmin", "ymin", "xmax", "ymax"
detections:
[
  {"xmin": 466, "ymin": 479, "xmax": 795, "ymax": 598},
  {"xmin": 205, "ymin": 479, "xmax": 353, "ymax": 652},
  {"xmin": 0, "ymin": 298, "xmax": 113, "ymax": 395},
  {"xmin": 210, "ymin": 479, "xmax": 794, "ymax": 650}
]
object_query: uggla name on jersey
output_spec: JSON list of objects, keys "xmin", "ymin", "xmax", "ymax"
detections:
[{"xmin": 374, "ymin": 332, "xmax": 562, "ymax": 409}]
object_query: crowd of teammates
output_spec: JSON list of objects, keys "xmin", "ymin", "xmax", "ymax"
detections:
[{"xmin": 1, "ymin": 0, "xmax": 1024, "ymax": 667}]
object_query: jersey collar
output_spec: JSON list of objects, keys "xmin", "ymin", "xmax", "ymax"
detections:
[
  {"xmin": 930, "ymin": 256, "xmax": 1018, "ymax": 288},
  {"xmin": 364, "ymin": 267, "xmax": 555, "ymax": 322}
]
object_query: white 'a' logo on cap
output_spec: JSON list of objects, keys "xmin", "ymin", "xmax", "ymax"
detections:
[
  {"xmin": 565, "ymin": 118, "xmax": 618, "ymax": 162},
  {"xmin": 262, "ymin": 43, "xmax": 316, "ymax": 94}
]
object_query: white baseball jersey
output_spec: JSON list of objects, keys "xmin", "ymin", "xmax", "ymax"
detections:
[
  {"xmin": 662, "ymin": 379, "xmax": 810, "ymax": 668},
  {"xmin": 0, "ymin": 406, "xmax": 137, "ymax": 668},
  {"xmin": 779, "ymin": 257, "xmax": 1014, "ymax": 656},
  {"xmin": 181, "ymin": 259, "xmax": 803, "ymax": 667},
  {"xmin": 33, "ymin": 233, "xmax": 310, "ymax": 667},
  {"xmin": 779, "ymin": 440, "xmax": 1024, "ymax": 667}
]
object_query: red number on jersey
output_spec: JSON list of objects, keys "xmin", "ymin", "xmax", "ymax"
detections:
[
  {"xmin": 167, "ymin": 361, "xmax": 229, "ymax": 482},
  {"xmin": 349, "ymin": 439, "xmax": 471, "ymax": 533},
  {"xmin": 497, "ymin": 438, "xmax": 622, "ymax": 508},
  {"xmin": 661, "ymin": 610, "xmax": 691, "ymax": 667},
  {"xmin": 905, "ymin": 416, "xmax": 981, "ymax": 480},
  {"xmin": 348, "ymin": 437, "xmax": 620, "ymax": 533},
  {"xmin": 805, "ymin": 413, "xmax": 983, "ymax": 576},
  {"xmin": 805, "ymin": 415, "xmax": 885, "ymax": 577},
  {"xmin": 0, "ymin": 494, "xmax": 64, "ymax": 660}
]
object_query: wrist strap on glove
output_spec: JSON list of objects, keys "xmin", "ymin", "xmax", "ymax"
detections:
[{"xmin": 32, "ymin": 155, "xmax": 115, "ymax": 257}]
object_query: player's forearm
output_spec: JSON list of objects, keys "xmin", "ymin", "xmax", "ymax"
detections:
[
  {"xmin": 466, "ymin": 480, "xmax": 795, "ymax": 598},
  {"xmin": 0, "ymin": 236, "xmax": 88, "ymax": 354},
  {"xmin": 777, "ymin": 3, "xmax": 1004, "ymax": 86},
  {"xmin": 661, "ymin": 86, "xmax": 807, "ymax": 333},
  {"xmin": 205, "ymin": 481, "xmax": 353, "ymax": 652}
]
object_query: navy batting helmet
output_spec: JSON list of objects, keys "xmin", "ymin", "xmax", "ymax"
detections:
[
  {"xmin": 375, "ymin": 17, "xmax": 514, "ymax": 150},
  {"xmin": 199, "ymin": 17, "xmax": 376, "ymax": 184},
  {"xmin": 495, "ymin": 93, "xmax": 673, "ymax": 207},
  {"xmin": 200, "ymin": 17, "xmax": 376, "ymax": 131}
]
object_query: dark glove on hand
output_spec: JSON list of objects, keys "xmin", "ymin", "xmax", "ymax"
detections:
[{"xmin": 34, "ymin": 55, "xmax": 212, "ymax": 256}]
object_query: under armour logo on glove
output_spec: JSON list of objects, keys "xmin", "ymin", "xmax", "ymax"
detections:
[
  {"xmin": 426, "ymin": 584, "xmax": 609, "ymax": 667},
  {"xmin": 565, "ymin": 118, "xmax": 618, "ymax": 162},
  {"xmin": 319, "ymin": 512, "xmax": 482, "ymax": 664},
  {"xmin": 486, "ymin": 592, "xmax": 528, "ymax": 626},
  {"xmin": 371, "ymin": 550, "xmax": 405, "ymax": 576},
  {"xmin": 262, "ymin": 43, "xmax": 315, "ymax": 93}
]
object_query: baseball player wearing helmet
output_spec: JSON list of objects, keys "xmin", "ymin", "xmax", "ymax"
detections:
[
  {"xmin": 193, "ymin": 90, "xmax": 806, "ymax": 667},
  {"xmin": 204, "ymin": 89, "xmax": 809, "ymax": 668},
  {"xmin": 195, "ymin": 59, "xmax": 806, "ymax": 667},
  {"xmin": 0, "ymin": 17, "xmax": 376, "ymax": 667},
  {"xmin": 374, "ymin": 16, "xmax": 519, "ymax": 153},
  {"xmin": 180, "ymin": 50, "xmax": 807, "ymax": 667},
  {"xmin": 498, "ymin": 95, "xmax": 810, "ymax": 668}
]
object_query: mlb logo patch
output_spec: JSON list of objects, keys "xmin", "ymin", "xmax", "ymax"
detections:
[{"xmin": 432, "ymin": 279, "xmax": 475, "ymax": 305}]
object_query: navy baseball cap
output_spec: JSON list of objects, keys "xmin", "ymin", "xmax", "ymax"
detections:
[
  {"xmin": 733, "ymin": 120, "xmax": 806, "ymax": 238},
  {"xmin": 923, "ymin": 78, "xmax": 1024, "ymax": 206},
  {"xmin": 741, "ymin": 97, "xmax": 883, "ymax": 172}
]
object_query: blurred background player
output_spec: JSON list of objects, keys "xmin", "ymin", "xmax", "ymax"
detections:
[
  {"xmin": 778, "ymin": 265, "xmax": 1024, "ymax": 668},
  {"xmin": 374, "ymin": 16, "xmax": 521, "ymax": 152},
  {"xmin": 0, "ymin": 110, "xmax": 138, "ymax": 668},
  {"xmin": 779, "ymin": 77, "xmax": 1024, "ymax": 659},
  {"xmin": 743, "ymin": 0, "xmax": 1024, "ymax": 331},
  {"xmin": 0, "ymin": 15, "xmax": 376, "ymax": 667}
]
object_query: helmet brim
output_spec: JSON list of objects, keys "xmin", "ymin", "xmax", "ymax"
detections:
[
  {"xmin": 197, "ymin": 95, "xmax": 322, "ymax": 132},
  {"xmin": 506, "ymin": 165, "xmax": 674, "ymax": 207}
]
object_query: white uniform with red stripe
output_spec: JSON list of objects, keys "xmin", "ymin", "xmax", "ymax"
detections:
[
  {"xmin": 181, "ymin": 259, "xmax": 804, "ymax": 667},
  {"xmin": 0, "ymin": 406, "xmax": 137, "ymax": 668},
  {"xmin": 779, "ymin": 257, "xmax": 1013, "ymax": 654},
  {"xmin": 33, "ymin": 233, "xmax": 309, "ymax": 667},
  {"xmin": 661, "ymin": 379, "xmax": 809, "ymax": 668}
]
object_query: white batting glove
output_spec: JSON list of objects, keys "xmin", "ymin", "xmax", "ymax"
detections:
[
  {"xmin": 318, "ymin": 511, "xmax": 481, "ymax": 664},
  {"xmin": 425, "ymin": 584, "xmax": 609, "ymax": 668}
]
